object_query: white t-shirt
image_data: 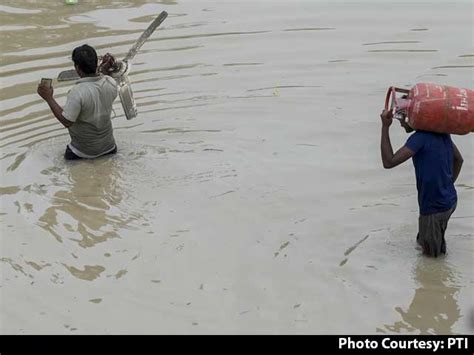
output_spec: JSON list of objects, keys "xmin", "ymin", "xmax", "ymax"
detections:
[{"xmin": 62, "ymin": 75, "xmax": 118, "ymax": 158}]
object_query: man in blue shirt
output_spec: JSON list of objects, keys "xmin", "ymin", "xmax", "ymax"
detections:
[{"xmin": 380, "ymin": 109, "xmax": 464, "ymax": 257}]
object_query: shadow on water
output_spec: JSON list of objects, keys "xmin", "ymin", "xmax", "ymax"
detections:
[{"xmin": 381, "ymin": 258, "xmax": 461, "ymax": 334}]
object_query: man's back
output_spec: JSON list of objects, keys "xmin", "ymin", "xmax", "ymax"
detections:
[
  {"xmin": 405, "ymin": 131, "xmax": 457, "ymax": 215},
  {"xmin": 63, "ymin": 75, "xmax": 118, "ymax": 157}
]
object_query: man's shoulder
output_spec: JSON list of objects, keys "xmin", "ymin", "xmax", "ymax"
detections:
[
  {"xmin": 411, "ymin": 130, "xmax": 449, "ymax": 139},
  {"xmin": 414, "ymin": 130, "xmax": 452, "ymax": 141},
  {"xmin": 101, "ymin": 75, "xmax": 118, "ymax": 86},
  {"xmin": 73, "ymin": 75, "xmax": 117, "ymax": 95},
  {"xmin": 412, "ymin": 130, "xmax": 430, "ymax": 136},
  {"xmin": 67, "ymin": 83, "xmax": 82, "ymax": 99},
  {"xmin": 407, "ymin": 131, "xmax": 453, "ymax": 155},
  {"xmin": 406, "ymin": 130, "xmax": 425, "ymax": 142},
  {"xmin": 99, "ymin": 75, "xmax": 118, "ymax": 95},
  {"xmin": 405, "ymin": 130, "xmax": 431, "ymax": 152}
]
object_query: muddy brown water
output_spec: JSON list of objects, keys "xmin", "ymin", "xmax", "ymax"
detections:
[{"xmin": 1, "ymin": 0, "xmax": 473, "ymax": 334}]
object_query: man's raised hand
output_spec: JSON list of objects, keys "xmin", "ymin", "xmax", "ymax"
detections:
[{"xmin": 380, "ymin": 109, "xmax": 393, "ymax": 127}]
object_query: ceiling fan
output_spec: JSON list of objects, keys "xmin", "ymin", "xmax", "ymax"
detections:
[{"xmin": 57, "ymin": 10, "xmax": 168, "ymax": 120}]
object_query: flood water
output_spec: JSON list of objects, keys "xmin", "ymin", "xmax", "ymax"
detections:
[{"xmin": 0, "ymin": 0, "xmax": 473, "ymax": 334}]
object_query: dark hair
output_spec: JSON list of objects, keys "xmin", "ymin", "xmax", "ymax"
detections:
[{"xmin": 72, "ymin": 44, "xmax": 98, "ymax": 74}]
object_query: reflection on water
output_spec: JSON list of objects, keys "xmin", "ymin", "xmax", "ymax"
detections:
[
  {"xmin": 38, "ymin": 156, "xmax": 142, "ymax": 248},
  {"xmin": 382, "ymin": 259, "xmax": 461, "ymax": 334},
  {"xmin": 62, "ymin": 263, "xmax": 106, "ymax": 281},
  {"xmin": 0, "ymin": 1, "xmax": 176, "ymax": 58}
]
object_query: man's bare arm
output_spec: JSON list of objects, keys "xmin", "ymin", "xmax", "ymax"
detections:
[
  {"xmin": 380, "ymin": 109, "xmax": 414, "ymax": 169},
  {"xmin": 452, "ymin": 142, "xmax": 463, "ymax": 183},
  {"xmin": 37, "ymin": 85, "xmax": 73, "ymax": 128}
]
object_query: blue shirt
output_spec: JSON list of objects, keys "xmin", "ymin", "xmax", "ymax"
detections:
[{"xmin": 405, "ymin": 131, "xmax": 457, "ymax": 215}]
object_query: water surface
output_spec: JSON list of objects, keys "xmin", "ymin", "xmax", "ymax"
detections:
[{"xmin": 1, "ymin": 0, "xmax": 473, "ymax": 334}]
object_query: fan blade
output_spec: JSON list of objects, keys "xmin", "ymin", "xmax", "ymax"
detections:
[
  {"xmin": 123, "ymin": 10, "xmax": 168, "ymax": 62},
  {"xmin": 57, "ymin": 69, "xmax": 80, "ymax": 81},
  {"xmin": 118, "ymin": 76, "xmax": 138, "ymax": 120}
]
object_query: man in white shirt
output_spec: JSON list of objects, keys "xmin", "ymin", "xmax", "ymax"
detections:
[{"xmin": 37, "ymin": 44, "xmax": 118, "ymax": 160}]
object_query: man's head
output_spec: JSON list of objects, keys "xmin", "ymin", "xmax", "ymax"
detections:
[
  {"xmin": 72, "ymin": 44, "xmax": 98, "ymax": 76},
  {"xmin": 395, "ymin": 94, "xmax": 414, "ymax": 133},
  {"xmin": 399, "ymin": 116, "xmax": 414, "ymax": 133},
  {"xmin": 393, "ymin": 111, "xmax": 414, "ymax": 133}
]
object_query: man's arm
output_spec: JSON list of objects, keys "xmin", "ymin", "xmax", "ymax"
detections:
[
  {"xmin": 452, "ymin": 142, "xmax": 463, "ymax": 183},
  {"xmin": 37, "ymin": 85, "xmax": 73, "ymax": 128},
  {"xmin": 380, "ymin": 109, "xmax": 414, "ymax": 169}
]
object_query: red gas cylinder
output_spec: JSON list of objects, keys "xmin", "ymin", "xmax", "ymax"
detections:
[{"xmin": 385, "ymin": 83, "xmax": 474, "ymax": 135}]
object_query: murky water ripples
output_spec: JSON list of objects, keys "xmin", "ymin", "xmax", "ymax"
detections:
[{"xmin": 1, "ymin": 0, "xmax": 473, "ymax": 334}]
